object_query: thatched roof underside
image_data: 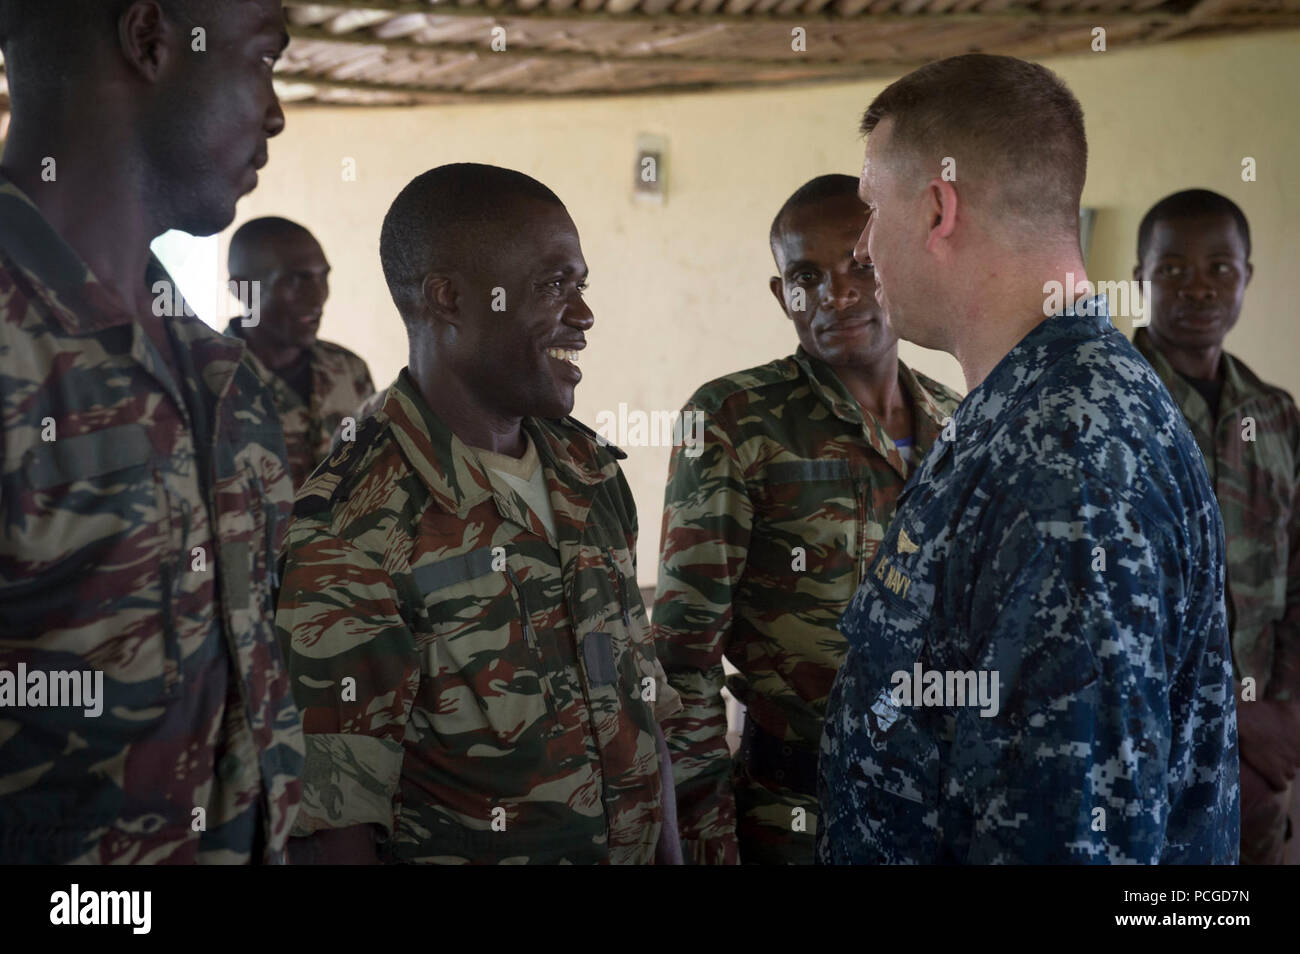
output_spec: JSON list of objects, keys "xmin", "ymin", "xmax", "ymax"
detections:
[{"xmin": 0, "ymin": 0, "xmax": 1296, "ymax": 111}]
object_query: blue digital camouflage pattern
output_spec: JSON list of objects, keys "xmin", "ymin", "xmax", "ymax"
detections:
[{"xmin": 818, "ymin": 302, "xmax": 1240, "ymax": 864}]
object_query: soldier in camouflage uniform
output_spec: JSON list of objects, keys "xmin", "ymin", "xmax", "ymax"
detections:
[
  {"xmin": 0, "ymin": 0, "xmax": 302, "ymax": 863},
  {"xmin": 278, "ymin": 164, "xmax": 682, "ymax": 864},
  {"xmin": 653, "ymin": 175, "xmax": 961, "ymax": 865},
  {"xmin": 1132, "ymin": 189, "xmax": 1300, "ymax": 864},
  {"xmin": 225, "ymin": 217, "xmax": 374, "ymax": 489},
  {"xmin": 820, "ymin": 55, "xmax": 1238, "ymax": 864}
]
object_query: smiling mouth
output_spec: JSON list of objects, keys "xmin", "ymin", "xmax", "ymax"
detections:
[{"xmin": 545, "ymin": 347, "xmax": 580, "ymax": 366}]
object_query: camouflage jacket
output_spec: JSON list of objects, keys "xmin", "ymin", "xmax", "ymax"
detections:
[
  {"xmin": 653, "ymin": 346, "xmax": 961, "ymax": 865},
  {"xmin": 819, "ymin": 305, "xmax": 1240, "ymax": 865},
  {"xmin": 278, "ymin": 369, "xmax": 681, "ymax": 864},
  {"xmin": 1134, "ymin": 328, "xmax": 1300, "ymax": 701},
  {"xmin": 224, "ymin": 322, "xmax": 374, "ymax": 489},
  {"xmin": 0, "ymin": 178, "xmax": 303, "ymax": 863}
]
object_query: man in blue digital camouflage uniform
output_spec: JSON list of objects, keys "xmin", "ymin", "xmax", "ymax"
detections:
[{"xmin": 818, "ymin": 54, "xmax": 1239, "ymax": 864}]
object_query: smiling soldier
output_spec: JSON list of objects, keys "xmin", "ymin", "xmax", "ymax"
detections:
[
  {"xmin": 277, "ymin": 164, "xmax": 683, "ymax": 864},
  {"xmin": 225, "ymin": 217, "xmax": 374, "ymax": 489},
  {"xmin": 653, "ymin": 175, "xmax": 961, "ymax": 864},
  {"xmin": 1133, "ymin": 189, "xmax": 1300, "ymax": 865}
]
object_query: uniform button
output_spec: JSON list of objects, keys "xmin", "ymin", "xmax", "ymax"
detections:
[{"xmin": 218, "ymin": 754, "xmax": 242, "ymax": 781}]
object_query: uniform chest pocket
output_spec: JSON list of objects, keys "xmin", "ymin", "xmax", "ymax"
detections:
[
  {"xmin": 9, "ymin": 422, "xmax": 164, "ymax": 574},
  {"xmin": 414, "ymin": 548, "xmax": 561, "ymax": 740},
  {"xmin": 750, "ymin": 458, "xmax": 858, "ymax": 579},
  {"xmin": 830, "ymin": 558, "xmax": 942, "ymax": 855},
  {"xmin": 4, "ymin": 422, "xmax": 179, "ymax": 698}
]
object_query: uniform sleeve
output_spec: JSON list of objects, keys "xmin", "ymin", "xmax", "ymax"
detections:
[
  {"xmin": 652, "ymin": 403, "xmax": 749, "ymax": 865},
  {"xmin": 276, "ymin": 525, "xmax": 420, "ymax": 838},
  {"xmin": 1268, "ymin": 410, "xmax": 1300, "ymax": 701},
  {"xmin": 952, "ymin": 492, "xmax": 1238, "ymax": 864}
]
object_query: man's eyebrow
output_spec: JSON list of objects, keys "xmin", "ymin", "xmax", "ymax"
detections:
[{"xmin": 783, "ymin": 258, "xmax": 817, "ymax": 275}]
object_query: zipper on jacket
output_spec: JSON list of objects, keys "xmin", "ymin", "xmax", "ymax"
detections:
[
  {"xmin": 603, "ymin": 547, "xmax": 632, "ymax": 628},
  {"xmin": 505, "ymin": 564, "xmax": 561, "ymax": 728}
]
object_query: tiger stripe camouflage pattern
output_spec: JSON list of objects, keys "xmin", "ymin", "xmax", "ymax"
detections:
[
  {"xmin": 224, "ymin": 321, "xmax": 374, "ymax": 489},
  {"xmin": 0, "ymin": 177, "xmax": 303, "ymax": 864},
  {"xmin": 1135, "ymin": 327, "xmax": 1299, "ymax": 863},
  {"xmin": 653, "ymin": 346, "xmax": 960, "ymax": 864},
  {"xmin": 278, "ymin": 369, "xmax": 681, "ymax": 863}
]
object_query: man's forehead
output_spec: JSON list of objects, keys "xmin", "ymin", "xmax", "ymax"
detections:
[{"xmin": 1151, "ymin": 215, "xmax": 1246, "ymax": 255}]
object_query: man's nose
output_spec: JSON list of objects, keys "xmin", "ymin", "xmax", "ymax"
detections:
[
  {"xmin": 265, "ymin": 93, "xmax": 286, "ymax": 140},
  {"xmin": 1179, "ymin": 269, "xmax": 1218, "ymax": 301},
  {"xmin": 853, "ymin": 220, "xmax": 872, "ymax": 266},
  {"xmin": 564, "ymin": 292, "xmax": 594, "ymax": 330},
  {"xmin": 823, "ymin": 273, "xmax": 860, "ymax": 310}
]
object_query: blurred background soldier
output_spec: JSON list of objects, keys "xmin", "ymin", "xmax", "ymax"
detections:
[
  {"xmin": 653, "ymin": 175, "xmax": 960, "ymax": 864},
  {"xmin": 227, "ymin": 217, "xmax": 374, "ymax": 489},
  {"xmin": 0, "ymin": 0, "xmax": 302, "ymax": 863},
  {"xmin": 278, "ymin": 164, "xmax": 682, "ymax": 864},
  {"xmin": 1133, "ymin": 189, "xmax": 1300, "ymax": 864}
]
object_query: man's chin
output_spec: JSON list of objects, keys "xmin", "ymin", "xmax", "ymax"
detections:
[{"xmin": 172, "ymin": 198, "xmax": 238, "ymax": 239}]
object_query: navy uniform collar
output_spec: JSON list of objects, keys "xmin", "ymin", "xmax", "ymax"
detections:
[{"xmin": 930, "ymin": 298, "xmax": 1114, "ymax": 474}]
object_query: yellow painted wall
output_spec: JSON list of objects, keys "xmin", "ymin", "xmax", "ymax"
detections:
[{"xmin": 225, "ymin": 29, "xmax": 1300, "ymax": 580}]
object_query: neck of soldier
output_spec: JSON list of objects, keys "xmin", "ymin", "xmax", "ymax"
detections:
[
  {"xmin": 1147, "ymin": 325, "xmax": 1224, "ymax": 382},
  {"xmin": 831, "ymin": 343, "xmax": 909, "ymax": 437},
  {"xmin": 245, "ymin": 324, "xmax": 309, "ymax": 373},
  {"xmin": 1, "ymin": 109, "xmax": 165, "ymax": 318},
  {"xmin": 409, "ymin": 351, "xmax": 528, "ymax": 458},
  {"xmin": 949, "ymin": 241, "xmax": 1087, "ymax": 392}
]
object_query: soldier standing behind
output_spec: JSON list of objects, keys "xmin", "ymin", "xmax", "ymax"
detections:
[
  {"xmin": 278, "ymin": 164, "xmax": 683, "ymax": 864},
  {"xmin": 819, "ymin": 54, "xmax": 1238, "ymax": 864},
  {"xmin": 1132, "ymin": 189, "xmax": 1300, "ymax": 864},
  {"xmin": 0, "ymin": 0, "xmax": 302, "ymax": 863},
  {"xmin": 654, "ymin": 175, "xmax": 961, "ymax": 864},
  {"xmin": 226, "ymin": 217, "xmax": 374, "ymax": 490}
]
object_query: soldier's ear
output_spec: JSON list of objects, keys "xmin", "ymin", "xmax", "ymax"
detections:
[
  {"xmin": 118, "ymin": 0, "xmax": 179, "ymax": 85},
  {"xmin": 769, "ymin": 276, "xmax": 789, "ymax": 317},
  {"xmin": 422, "ymin": 273, "xmax": 460, "ymax": 326},
  {"xmin": 1244, "ymin": 261, "xmax": 1254, "ymax": 286}
]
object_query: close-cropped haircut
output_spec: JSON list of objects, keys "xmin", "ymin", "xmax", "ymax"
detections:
[
  {"xmin": 228, "ymin": 216, "xmax": 316, "ymax": 275},
  {"xmin": 769, "ymin": 174, "xmax": 862, "ymax": 253},
  {"xmin": 861, "ymin": 53, "xmax": 1087, "ymax": 238},
  {"xmin": 1136, "ymin": 189, "xmax": 1252, "ymax": 263},
  {"xmin": 379, "ymin": 163, "xmax": 565, "ymax": 324},
  {"xmin": 0, "ymin": 0, "xmax": 216, "ymax": 95}
]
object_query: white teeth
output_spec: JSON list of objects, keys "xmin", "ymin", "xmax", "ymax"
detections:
[{"xmin": 546, "ymin": 348, "xmax": 578, "ymax": 364}]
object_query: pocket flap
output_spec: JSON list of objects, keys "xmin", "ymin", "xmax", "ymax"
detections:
[
  {"xmin": 413, "ymin": 547, "xmax": 497, "ymax": 595},
  {"xmin": 23, "ymin": 423, "xmax": 152, "ymax": 489}
]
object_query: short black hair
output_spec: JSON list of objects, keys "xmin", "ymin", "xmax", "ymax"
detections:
[
  {"xmin": 379, "ymin": 163, "xmax": 565, "ymax": 323},
  {"xmin": 1136, "ymin": 189, "xmax": 1252, "ymax": 264},
  {"xmin": 228, "ymin": 216, "xmax": 316, "ymax": 276},
  {"xmin": 0, "ymin": 1, "xmax": 215, "ymax": 93},
  {"xmin": 769, "ymin": 174, "xmax": 862, "ymax": 253}
]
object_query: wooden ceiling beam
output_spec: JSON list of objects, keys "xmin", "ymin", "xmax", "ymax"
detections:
[
  {"xmin": 287, "ymin": 0, "xmax": 1300, "ymax": 28},
  {"xmin": 287, "ymin": 22, "xmax": 951, "ymax": 67}
]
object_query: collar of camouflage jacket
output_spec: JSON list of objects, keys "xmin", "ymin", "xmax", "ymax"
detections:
[
  {"xmin": 381, "ymin": 369, "xmax": 617, "ymax": 521},
  {"xmin": 792, "ymin": 345, "xmax": 952, "ymax": 460},
  {"xmin": 0, "ymin": 176, "xmax": 247, "ymax": 409},
  {"xmin": 1132, "ymin": 326, "xmax": 1258, "ymax": 438},
  {"xmin": 223, "ymin": 319, "xmax": 317, "ymax": 405}
]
